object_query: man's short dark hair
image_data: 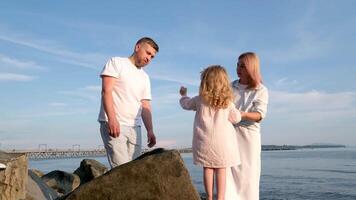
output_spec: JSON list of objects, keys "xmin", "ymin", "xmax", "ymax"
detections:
[{"xmin": 136, "ymin": 37, "xmax": 159, "ymax": 52}]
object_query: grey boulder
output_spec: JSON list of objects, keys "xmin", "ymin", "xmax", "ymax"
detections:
[
  {"xmin": 64, "ymin": 148, "xmax": 200, "ymax": 200},
  {"xmin": 73, "ymin": 159, "xmax": 108, "ymax": 184},
  {"xmin": 41, "ymin": 170, "xmax": 80, "ymax": 196},
  {"xmin": 25, "ymin": 170, "xmax": 59, "ymax": 200}
]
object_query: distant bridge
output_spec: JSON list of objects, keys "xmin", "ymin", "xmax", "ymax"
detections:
[
  {"xmin": 11, "ymin": 149, "xmax": 107, "ymax": 160},
  {"xmin": 6, "ymin": 147, "xmax": 193, "ymax": 160}
]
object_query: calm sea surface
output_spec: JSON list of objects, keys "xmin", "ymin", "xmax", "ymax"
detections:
[{"xmin": 29, "ymin": 147, "xmax": 356, "ymax": 200}]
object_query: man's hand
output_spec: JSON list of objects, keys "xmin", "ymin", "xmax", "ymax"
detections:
[
  {"xmin": 180, "ymin": 86, "xmax": 187, "ymax": 96},
  {"xmin": 147, "ymin": 130, "xmax": 156, "ymax": 148},
  {"xmin": 107, "ymin": 119, "xmax": 120, "ymax": 138}
]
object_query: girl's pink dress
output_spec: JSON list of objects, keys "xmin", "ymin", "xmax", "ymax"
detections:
[{"xmin": 180, "ymin": 96, "xmax": 241, "ymax": 168}]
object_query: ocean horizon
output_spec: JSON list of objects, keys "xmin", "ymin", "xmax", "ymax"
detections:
[{"xmin": 29, "ymin": 147, "xmax": 356, "ymax": 200}]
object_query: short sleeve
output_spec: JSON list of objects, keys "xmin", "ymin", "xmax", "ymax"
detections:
[
  {"xmin": 180, "ymin": 96, "xmax": 199, "ymax": 111},
  {"xmin": 142, "ymin": 75, "xmax": 152, "ymax": 100},
  {"xmin": 100, "ymin": 57, "xmax": 122, "ymax": 78},
  {"xmin": 252, "ymin": 86, "xmax": 269, "ymax": 120}
]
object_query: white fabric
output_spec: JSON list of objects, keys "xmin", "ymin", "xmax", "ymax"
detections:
[
  {"xmin": 232, "ymin": 81, "xmax": 268, "ymax": 132},
  {"xmin": 98, "ymin": 57, "xmax": 151, "ymax": 126},
  {"xmin": 225, "ymin": 81, "xmax": 268, "ymax": 200},
  {"xmin": 100, "ymin": 122, "xmax": 142, "ymax": 168}
]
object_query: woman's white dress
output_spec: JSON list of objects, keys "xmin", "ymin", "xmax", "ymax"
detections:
[{"xmin": 225, "ymin": 81, "xmax": 269, "ymax": 200}]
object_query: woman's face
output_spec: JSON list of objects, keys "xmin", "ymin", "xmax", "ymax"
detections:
[{"xmin": 236, "ymin": 60, "xmax": 249, "ymax": 84}]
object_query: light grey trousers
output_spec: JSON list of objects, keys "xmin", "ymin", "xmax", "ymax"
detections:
[{"xmin": 100, "ymin": 122, "xmax": 142, "ymax": 168}]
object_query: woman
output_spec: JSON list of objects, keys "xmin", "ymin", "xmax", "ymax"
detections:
[{"xmin": 225, "ymin": 52, "xmax": 269, "ymax": 200}]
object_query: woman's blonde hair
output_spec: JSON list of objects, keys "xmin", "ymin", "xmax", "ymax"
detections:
[
  {"xmin": 238, "ymin": 52, "xmax": 263, "ymax": 89},
  {"xmin": 199, "ymin": 65, "xmax": 233, "ymax": 109}
]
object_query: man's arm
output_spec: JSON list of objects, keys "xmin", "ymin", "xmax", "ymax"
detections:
[
  {"xmin": 102, "ymin": 75, "xmax": 120, "ymax": 137},
  {"xmin": 141, "ymin": 99, "xmax": 156, "ymax": 147}
]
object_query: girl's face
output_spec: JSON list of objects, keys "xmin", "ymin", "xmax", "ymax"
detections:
[{"xmin": 236, "ymin": 60, "xmax": 249, "ymax": 84}]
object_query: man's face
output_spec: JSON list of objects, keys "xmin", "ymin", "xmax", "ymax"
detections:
[{"xmin": 134, "ymin": 43, "xmax": 157, "ymax": 68}]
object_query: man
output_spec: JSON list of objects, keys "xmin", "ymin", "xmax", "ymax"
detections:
[{"xmin": 98, "ymin": 37, "xmax": 158, "ymax": 168}]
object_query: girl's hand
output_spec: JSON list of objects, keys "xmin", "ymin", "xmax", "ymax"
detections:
[{"xmin": 180, "ymin": 86, "xmax": 187, "ymax": 96}]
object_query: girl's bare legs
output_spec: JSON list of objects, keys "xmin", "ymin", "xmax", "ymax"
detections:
[
  {"xmin": 216, "ymin": 168, "xmax": 226, "ymax": 200},
  {"xmin": 204, "ymin": 167, "xmax": 214, "ymax": 200}
]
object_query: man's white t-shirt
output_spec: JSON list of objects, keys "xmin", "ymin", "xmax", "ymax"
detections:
[{"xmin": 98, "ymin": 57, "xmax": 151, "ymax": 126}]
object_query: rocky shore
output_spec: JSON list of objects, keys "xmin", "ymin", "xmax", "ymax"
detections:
[{"xmin": 0, "ymin": 148, "xmax": 201, "ymax": 200}]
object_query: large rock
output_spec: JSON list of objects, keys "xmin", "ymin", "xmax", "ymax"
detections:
[
  {"xmin": 25, "ymin": 170, "xmax": 59, "ymax": 200},
  {"xmin": 73, "ymin": 159, "xmax": 108, "ymax": 184},
  {"xmin": 0, "ymin": 151, "xmax": 28, "ymax": 200},
  {"xmin": 41, "ymin": 170, "xmax": 80, "ymax": 196},
  {"xmin": 64, "ymin": 149, "xmax": 200, "ymax": 200}
]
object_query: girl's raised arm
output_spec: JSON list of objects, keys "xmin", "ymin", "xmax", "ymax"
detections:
[
  {"xmin": 179, "ymin": 86, "xmax": 198, "ymax": 111},
  {"xmin": 180, "ymin": 96, "xmax": 198, "ymax": 111}
]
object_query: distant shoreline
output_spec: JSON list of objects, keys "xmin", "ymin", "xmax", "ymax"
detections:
[
  {"xmin": 261, "ymin": 144, "xmax": 346, "ymax": 151},
  {"xmin": 176, "ymin": 144, "xmax": 347, "ymax": 153}
]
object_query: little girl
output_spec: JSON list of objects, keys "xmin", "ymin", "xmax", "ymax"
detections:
[{"xmin": 179, "ymin": 65, "xmax": 241, "ymax": 200}]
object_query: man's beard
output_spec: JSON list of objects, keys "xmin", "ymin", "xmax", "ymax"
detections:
[{"xmin": 136, "ymin": 60, "xmax": 147, "ymax": 68}]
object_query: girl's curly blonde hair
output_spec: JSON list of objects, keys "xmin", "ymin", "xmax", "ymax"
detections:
[{"xmin": 199, "ymin": 65, "xmax": 233, "ymax": 109}]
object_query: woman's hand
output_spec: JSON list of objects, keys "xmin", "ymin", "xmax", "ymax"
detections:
[
  {"xmin": 240, "ymin": 111, "xmax": 247, "ymax": 119},
  {"xmin": 240, "ymin": 111, "xmax": 262, "ymax": 122}
]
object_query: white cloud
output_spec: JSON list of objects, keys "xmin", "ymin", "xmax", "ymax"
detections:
[
  {"xmin": 0, "ymin": 73, "xmax": 35, "ymax": 81},
  {"xmin": 151, "ymin": 84, "xmax": 199, "ymax": 110},
  {"xmin": 0, "ymin": 54, "xmax": 46, "ymax": 70},
  {"xmin": 267, "ymin": 34, "xmax": 331, "ymax": 63},
  {"xmin": 19, "ymin": 110, "xmax": 88, "ymax": 118},
  {"xmin": 58, "ymin": 85, "xmax": 101, "ymax": 101},
  {"xmin": 274, "ymin": 77, "xmax": 298, "ymax": 88},
  {"xmin": 150, "ymin": 74, "xmax": 200, "ymax": 86},
  {"xmin": 268, "ymin": 89, "xmax": 356, "ymax": 124},
  {"xmin": 270, "ymin": 90, "xmax": 355, "ymax": 111},
  {"xmin": 0, "ymin": 33, "xmax": 106, "ymax": 70},
  {"xmin": 82, "ymin": 85, "xmax": 101, "ymax": 92},
  {"xmin": 271, "ymin": 77, "xmax": 305, "ymax": 92},
  {"xmin": 155, "ymin": 139, "xmax": 178, "ymax": 148},
  {"xmin": 262, "ymin": 3, "xmax": 333, "ymax": 63},
  {"xmin": 263, "ymin": 90, "xmax": 356, "ymax": 146},
  {"xmin": 49, "ymin": 102, "xmax": 67, "ymax": 107},
  {"xmin": 0, "ymin": 130, "xmax": 102, "ymax": 150},
  {"xmin": 153, "ymin": 92, "xmax": 178, "ymax": 106},
  {"xmin": 148, "ymin": 62, "xmax": 200, "ymax": 86}
]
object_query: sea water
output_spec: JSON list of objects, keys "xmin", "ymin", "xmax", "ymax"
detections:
[{"xmin": 29, "ymin": 147, "xmax": 356, "ymax": 200}]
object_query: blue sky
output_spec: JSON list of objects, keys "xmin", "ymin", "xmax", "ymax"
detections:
[{"xmin": 1, "ymin": 1, "xmax": 356, "ymax": 150}]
